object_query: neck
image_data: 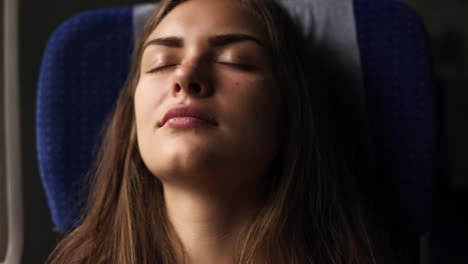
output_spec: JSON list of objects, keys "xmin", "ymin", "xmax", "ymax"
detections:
[{"xmin": 163, "ymin": 184, "xmax": 263, "ymax": 264}]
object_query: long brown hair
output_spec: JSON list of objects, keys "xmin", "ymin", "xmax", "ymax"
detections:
[{"xmin": 48, "ymin": 0, "xmax": 400, "ymax": 263}]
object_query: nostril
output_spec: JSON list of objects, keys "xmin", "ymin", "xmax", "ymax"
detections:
[
  {"xmin": 189, "ymin": 82, "xmax": 201, "ymax": 93},
  {"xmin": 175, "ymin": 83, "xmax": 182, "ymax": 92}
]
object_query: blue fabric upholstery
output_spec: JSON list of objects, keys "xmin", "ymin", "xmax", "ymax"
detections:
[
  {"xmin": 354, "ymin": 0, "xmax": 435, "ymax": 234},
  {"xmin": 37, "ymin": 7, "xmax": 133, "ymax": 232},
  {"xmin": 36, "ymin": 0, "xmax": 436, "ymax": 237}
]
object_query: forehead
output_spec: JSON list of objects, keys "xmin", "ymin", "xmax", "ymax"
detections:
[{"xmin": 148, "ymin": 0, "xmax": 267, "ymax": 42}]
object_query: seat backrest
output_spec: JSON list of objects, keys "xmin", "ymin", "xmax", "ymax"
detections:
[
  {"xmin": 37, "ymin": 0, "xmax": 436, "ymax": 241},
  {"xmin": 37, "ymin": 6, "xmax": 136, "ymax": 232}
]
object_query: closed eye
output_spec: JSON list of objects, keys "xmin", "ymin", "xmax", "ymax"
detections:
[
  {"xmin": 146, "ymin": 64, "xmax": 177, "ymax": 73},
  {"xmin": 217, "ymin": 62, "xmax": 256, "ymax": 71}
]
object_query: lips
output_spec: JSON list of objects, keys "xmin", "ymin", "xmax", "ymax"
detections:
[{"xmin": 159, "ymin": 106, "xmax": 218, "ymax": 127}]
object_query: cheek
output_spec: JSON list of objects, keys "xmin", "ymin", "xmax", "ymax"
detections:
[
  {"xmin": 217, "ymin": 75, "xmax": 281, "ymax": 147},
  {"xmin": 218, "ymin": 76, "xmax": 280, "ymax": 126},
  {"xmin": 134, "ymin": 76, "xmax": 170, "ymax": 129}
]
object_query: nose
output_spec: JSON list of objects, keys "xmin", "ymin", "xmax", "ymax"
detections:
[{"xmin": 172, "ymin": 62, "xmax": 213, "ymax": 98}]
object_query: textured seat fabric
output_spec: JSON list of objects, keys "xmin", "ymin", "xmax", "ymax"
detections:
[
  {"xmin": 36, "ymin": 0, "xmax": 436, "ymax": 238},
  {"xmin": 353, "ymin": 0, "xmax": 435, "ymax": 235},
  {"xmin": 37, "ymin": 7, "xmax": 133, "ymax": 232}
]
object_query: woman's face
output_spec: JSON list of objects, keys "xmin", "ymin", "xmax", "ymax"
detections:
[{"xmin": 134, "ymin": 0, "xmax": 281, "ymax": 191}]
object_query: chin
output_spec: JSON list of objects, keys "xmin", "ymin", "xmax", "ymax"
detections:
[{"xmin": 146, "ymin": 141, "xmax": 229, "ymax": 179}]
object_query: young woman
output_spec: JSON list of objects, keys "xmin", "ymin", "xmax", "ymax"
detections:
[{"xmin": 49, "ymin": 0, "xmax": 402, "ymax": 263}]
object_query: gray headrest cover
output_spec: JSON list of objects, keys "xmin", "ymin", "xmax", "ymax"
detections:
[{"xmin": 133, "ymin": 3, "xmax": 158, "ymax": 41}]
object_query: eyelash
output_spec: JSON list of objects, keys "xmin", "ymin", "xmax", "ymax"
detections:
[
  {"xmin": 218, "ymin": 62, "xmax": 256, "ymax": 71},
  {"xmin": 146, "ymin": 62, "xmax": 255, "ymax": 74},
  {"xmin": 146, "ymin": 64, "xmax": 178, "ymax": 73}
]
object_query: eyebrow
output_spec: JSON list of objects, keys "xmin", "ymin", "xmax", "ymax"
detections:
[
  {"xmin": 210, "ymin": 33, "xmax": 265, "ymax": 48},
  {"xmin": 143, "ymin": 33, "xmax": 266, "ymax": 51}
]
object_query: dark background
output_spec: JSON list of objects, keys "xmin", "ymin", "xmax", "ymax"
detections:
[
  {"xmin": 406, "ymin": 0, "xmax": 468, "ymax": 190},
  {"xmin": 405, "ymin": 1, "xmax": 468, "ymax": 263},
  {"xmin": 20, "ymin": 0, "xmax": 467, "ymax": 263}
]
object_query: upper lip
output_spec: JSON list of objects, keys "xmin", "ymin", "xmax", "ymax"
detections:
[{"xmin": 158, "ymin": 105, "xmax": 218, "ymax": 127}]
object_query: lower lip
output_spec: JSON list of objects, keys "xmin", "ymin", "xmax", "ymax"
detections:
[{"xmin": 163, "ymin": 117, "xmax": 216, "ymax": 128}]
